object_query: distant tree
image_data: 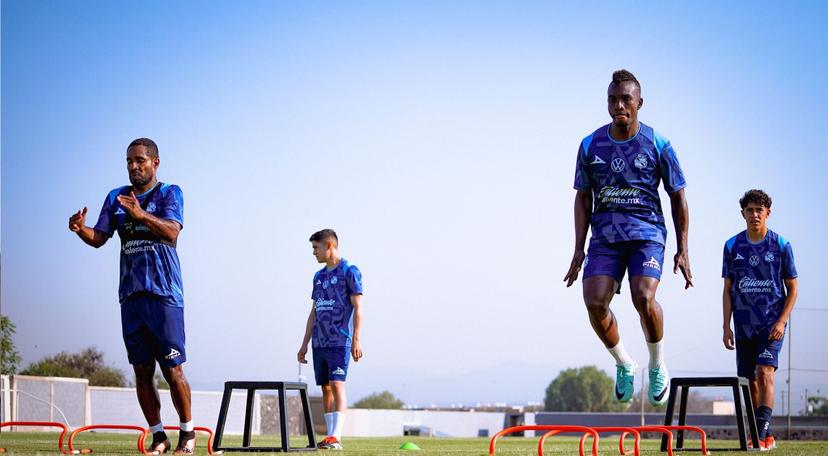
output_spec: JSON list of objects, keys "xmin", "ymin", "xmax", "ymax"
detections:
[
  {"xmin": 352, "ymin": 391, "xmax": 405, "ymax": 409},
  {"xmin": 544, "ymin": 366, "xmax": 627, "ymax": 412},
  {"xmin": 20, "ymin": 347, "xmax": 127, "ymax": 387},
  {"xmin": 1, "ymin": 316, "xmax": 22, "ymax": 374},
  {"xmin": 155, "ymin": 373, "xmax": 170, "ymax": 390},
  {"xmin": 806, "ymin": 396, "xmax": 828, "ymax": 416}
]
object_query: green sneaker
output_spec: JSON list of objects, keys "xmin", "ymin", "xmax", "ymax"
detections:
[
  {"xmin": 615, "ymin": 363, "xmax": 636, "ymax": 402},
  {"xmin": 648, "ymin": 365, "xmax": 670, "ymax": 406}
]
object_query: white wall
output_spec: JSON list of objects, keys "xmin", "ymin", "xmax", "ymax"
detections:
[{"xmin": 344, "ymin": 409, "xmax": 505, "ymax": 437}]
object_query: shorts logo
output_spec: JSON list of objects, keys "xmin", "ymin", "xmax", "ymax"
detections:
[
  {"xmin": 749, "ymin": 255, "xmax": 760, "ymax": 267},
  {"xmin": 634, "ymin": 153, "xmax": 648, "ymax": 169},
  {"xmin": 165, "ymin": 348, "xmax": 181, "ymax": 360},
  {"xmin": 591, "ymin": 155, "xmax": 606, "ymax": 165},
  {"xmin": 146, "ymin": 202, "xmax": 156, "ymax": 213},
  {"xmin": 642, "ymin": 256, "xmax": 661, "ymax": 270},
  {"xmin": 765, "ymin": 252, "xmax": 775, "ymax": 262},
  {"xmin": 331, "ymin": 276, "xmax": 338, "ymax": 285},
  {"xmin": 323, "ymin": 280, "xmax": 330, "ymax": 289},
  {"xmin": 758, "ymin": 349, "xmax": 774, "ymax": 359},
  {"xmin": 332, "ymin": 367, "xmax": 345, "ymax": 376},
  {"xmin": 611, "ymin": 158, "xmax": 625, "ymax": 173},
  {"xmin": 115, "ymin": 208, "xmax": 126, "ymax": 215}
]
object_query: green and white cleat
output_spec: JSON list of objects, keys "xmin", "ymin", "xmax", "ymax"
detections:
[
  {"xmin": 615, "ymin": 363, "xmax": 636, "ymax": 402},
  {"xmin": 648, "ymin": 364, "xmax": 670, "ymax": 406}
]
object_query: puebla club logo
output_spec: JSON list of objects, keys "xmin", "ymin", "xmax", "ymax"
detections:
[{"xmin": 634, "ymin": 153, "xmax": 648, "ymax": 169}]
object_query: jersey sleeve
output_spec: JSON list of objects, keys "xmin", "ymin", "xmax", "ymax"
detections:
[
  {"xmin": 721, "ymin": 244, "xmax": 731, "ymax": 279},
  {"xmin": 573, "ymin": 142, "xmax": 590, "ymax": 191},
  {"xmin": 782, "ymin": 241, "xmax": 798, "ymax": 279},
  {"xmin": 311, "ymin": 271, "xmax": 320, "ymax": 299},
  {"xmin": 658, "ymin": 143, "xmax": 687, "ymax": 193},
  {"xmin": 92, "ymin": 193, "xmax": 116, "ymax": 238},
  {"xmin": 346, "ymin": 266, "xmax": 363, "ymax": 296},
  {"xmin": 159, "ymin": 185, "xmax": 184, "ymax": 228}
]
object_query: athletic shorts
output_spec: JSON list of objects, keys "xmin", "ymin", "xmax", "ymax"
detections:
[
  {"xmin": 736, "ymin": 333, "xmax": 783, "ymax": 379},
  {"xmin": 312, "ymin": 346, "xmax": 350, "ymax": 385},
  {"xmin": 583, "ymin": 240, "xmax": 665, "ymax": 289},
  {"xmin": 121, "ymin": 292, "xmax": 186, "ymax": 367}
]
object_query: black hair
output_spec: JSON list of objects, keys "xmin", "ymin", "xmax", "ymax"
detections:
[
  {"xmin": 739, "ymin": 189, "xmax": 772, "ymax": 209},
  {"xmin": 611, "ymin": 69, "xmax": 641, "ymax": 91},
  {"xmin": 128, "ymin": 138, "xmax": 159, "ymax": 158},
  {"xmin": 309, "ymin": 229, "xmax": 338, "ymax": 245}
]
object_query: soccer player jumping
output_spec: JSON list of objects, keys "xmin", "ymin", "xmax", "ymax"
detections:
[
  {"xmin": 722, "ymin": 190, "xmax": 797, "ymax": 450},
  {"xmin": 68, "ymin": 138, "xmax": 195, "ymax": 454},
  {"xmin": 298, "ymin": 229, "xmax": 364, "ymax": 450},
  {"xmin": 564, "ymin": 70, "xmax": 692, "ymax": 406}
]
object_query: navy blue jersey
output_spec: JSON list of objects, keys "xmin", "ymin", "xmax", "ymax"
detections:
[
  {"xmin": 94, "ymin": 183, "xmax": 184, "ymax": 306},
  {"xmin": 574, "ymin": 123, "xmax": 686, "ymax": 245},
  {"xmin": 722, "ymin": 230, "xmax": 797, "ymax": 339},
  {"xmin": 311, "ymin": 259, "xmax": 363, "ymax": 348}
]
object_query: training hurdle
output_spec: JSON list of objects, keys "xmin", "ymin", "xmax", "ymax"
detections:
[
  {"xmin": 664, "ymin": 377, "xmax": 759, "ymax": 452},
  {"xmin": 213, "ymin": 381, "xmax": 316, "ymax": 453},
  {"xmin": 0, "ymin": 421, "xmax": 74, "ymax": 454},
  {"xmin": 489, "ymin": 425, "xmax": 600, "ymax": 455},
  {"xmin": 537, "ymin": 426, "xmax": 640, "ymax": 456},
  {"xmin": 67, "ymin": 424, "xmax": 149, "ymax": 454}
]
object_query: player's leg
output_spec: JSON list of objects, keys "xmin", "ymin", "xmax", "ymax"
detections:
[
  {"xmin": 582, "ymin": 241, "xmax": 634, "ymax": 402},
  {"xmin": 313, "ymin": 348, "xmax": 338, "ymax": 449},
  {"xmin": 628, "ymin": 241, "xmax": 668, "ymax": 405},
  {"xmin": 755, "ymin": 336, "xmax": 783, "ymax": 447},
  {"xmin": 734, "ymin": 337, "xmax": 763, "ymax": 447},
  {"xmin": 122, "ymin": 295, "xmax": 170, "ymax": 453},
  {"xmin": 324, "ymin": 347, "xmax": 350, "ymax": 448},
  {"xmin": 147, "ymin": 297, "xmax": 193, "ymax": 454}
]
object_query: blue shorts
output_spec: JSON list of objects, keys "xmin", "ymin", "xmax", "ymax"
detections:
[
  {"xmin": 736, "ymin": 334, "xmax": 783, "ymax": 379},
  {"xmin": 583, "ymin": 240, "xmax": 665, "ymax": 289},
  {"xmin": 312, "ymin": 346, "xmax": 350, "ymax": 386},
  {"xmin": 121, "ymin": 292, "xmax": 186, "ymax": 367}
]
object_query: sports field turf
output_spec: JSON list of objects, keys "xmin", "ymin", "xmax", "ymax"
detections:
[{"xmin": 1, "ymin": 432, "xmax": 827, "ymax": 455}]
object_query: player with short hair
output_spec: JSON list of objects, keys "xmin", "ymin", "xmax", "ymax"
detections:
[
  {"xmin": 298, "ymin": 229, "xmax": 363, "ymax": 450},
  {"xmin": 564, "ymin": 70, "xmax": 693, "ymax": 406},
  {"xmin": 722, "ymin": 189, "xmax": 797, "ymax": 450},
  {"xmin": 68, "ymin": 138, "xmax": 195, "ymax": 454}
]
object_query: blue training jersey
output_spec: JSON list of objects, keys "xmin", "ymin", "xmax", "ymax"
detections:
[
  {"xmin": 93, "ymin": 182, "xmax": 185, "ymax": 306},
  {"xmin": 722, "ymin": 230, "xmax": 797, "ymax": 340},
  {"xmin": 311, "ymin": 259, "xmax": 363, "ymax": 348},
  {"xmin": 573, "ymin": 122, "xmax": 686, "ymax": 245}
]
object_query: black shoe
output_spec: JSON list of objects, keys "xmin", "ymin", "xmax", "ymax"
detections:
[
  {"xmin": 174, "ymin": 430, "xmax": 196, "ymax": 454},
  {"xmin": 148, "ymin": 432, "xmax": 171, "ymax": 455}
]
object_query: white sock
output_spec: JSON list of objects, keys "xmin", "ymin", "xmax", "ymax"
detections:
[
  {"xmin": 332, "ymin": 411, "xmax": 345, "ymax": 440},
  {"xmin": 608, "ymin": 340, "xmax": 635, "ymax": 366},
  {"xmin": 180, "ymin": 420, "xmax": 194, "ymax": 432},
  {"xmin": 647, "ymin": 340, "xmax": 665, "ymax": 369},
  {"xmin": 149, "ymin": 422, "xmax": 164, "ymax": 434},
  {"xmin": 324, "ymin": 412, "xmax": 334, "ymax": 436}
]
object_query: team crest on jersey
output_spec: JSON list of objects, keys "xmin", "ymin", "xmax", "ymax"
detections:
[
  {"xmin": 146, "ymin": 202, "xmax": 156, "ymax": 213},
  {"xmin": 331, "ymin": 276, "xmax": 338, "ymax": 285},
  {"xmin": 611, "ymin": 158, "xmax": 625, "ymax": 173},
  {"xmin": 323, "ymin": 280, "xmax": 330, "ymax": 289},
  {"xmin": 765, "ymin": 252, "xmax": 775, "ymax": 263},
  {"xmin": 749, "ymin": 255, "xmax": 760, "ymax": 267},
  {"xmin": 634, "ymin": 153, "xmax": 648, "ymax": 169}
]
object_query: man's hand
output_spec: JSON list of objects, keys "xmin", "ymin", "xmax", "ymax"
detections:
[
  {"xmin": 769, "ymin": 319, "xmax": 786, "ymax": 341},
  {"xmin": 69, "ymin": 207, "xmax": 88, "ymax": 232},
  {"xmin": 723, "ymin": 326, "xmax": 735, "ymax": 350},
  {"xmin": 563, "ymin": 251, "xmax": 586, "ymax": 287},
  {"xmin": 116, "ymin": 192, "xmax": 147, "ymax": 221},
  {"xmin": 351, "ymin": 340, "xmax": 363, "ymax": 362},
  {"xmin": 673, "ymin": 250, "xmax": 693, "ymax": 289},
  {"xmin": 297, "ymin": 345, "xmax": 308, "ymax": 364}
]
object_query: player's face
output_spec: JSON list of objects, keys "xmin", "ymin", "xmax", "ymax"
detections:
[
  {"xmin": 311, "ymin": 240, "xmax": 333, "ymax": 263},
  {"xmin": 607, "ymin": 81, "xmax": 642, "ymax": 129},
  {"xmin": 741, "ymin": 203, "xmax": 770, "ymax": 230},
  {"xmin": 126, "ymin": 145, "xmax": 159, "ymax": 187}
]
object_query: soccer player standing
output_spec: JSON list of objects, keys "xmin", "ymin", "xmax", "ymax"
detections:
[
  {"xmin": 722, "ymin": 190, "xmax": 797, "ymax": 450},
  {"xmin": 68, "ymin": 138, "xmax": 196, "ymax": 454},
  {"xmin": 297, "ymin": 229, "xmax": 364, "ymax": 450},
  {"xmin": 563, "ymin": 70, "xmax": 692, "ymax": 406}
]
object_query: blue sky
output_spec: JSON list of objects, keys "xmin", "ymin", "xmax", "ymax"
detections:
[{"xmin": 3, "ymin": 1, "xmax": 827, "ymax": 411}]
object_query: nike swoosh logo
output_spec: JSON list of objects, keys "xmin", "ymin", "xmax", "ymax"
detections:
[
  {"xmin": 654, "ymin": 385, "xmax": 668, "ymax": 402},
  {"xmin": 616, "ymin": 384, "xmax": 625, "ymax": 399}
]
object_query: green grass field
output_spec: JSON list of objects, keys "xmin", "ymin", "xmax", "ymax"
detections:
[{"xmin": 1, "ymin": 432, "xmax": 827, "ymax": 455}]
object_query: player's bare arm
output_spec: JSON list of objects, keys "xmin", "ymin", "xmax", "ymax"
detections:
[
  {"xmin": 564, "ymin": 189, "xmax": 592, "ymax": 287},
  {"xmin": 770, "ymin": 277, "xmax": 798, "ymax": 341},
  {"xmin": 297, "ymin": 302, "xmax": 315, "ymax": 364},
  {"xmin": 722, "ymin": 278, "xmax": 735, "ymax": 350},
  {"xmin": 116, "ymin": 192, "xmax": 181, "ymax": 244},
  {"xmin": 669, "ymin": 188, "xmax": 692, "ymax": 288},
  {"xmin": 350, "ymin": 294, "xmax": 363, "ymax": 362},
  {"xmin": 68, "ymin": 206, "xmax": 109, "ymax": 248}
]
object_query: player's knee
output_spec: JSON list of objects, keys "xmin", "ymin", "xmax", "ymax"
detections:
[
  {"xmin": 133, "ymin": 363, "xmax": 156, "ymax": 383},
  {"xmin": 756, "ymin": 366, "xmax": 775, "ymax": 386},
  {"xmin": 161, "ymin": 365, "xmax": 186, "ymax": 385},
  {"xmin": 584, "ymin": 298, "xmax": 610, "ymax": 319},
  {"xmin": 631, "ymin": 289, "xmax": 656, "ymax": 313}
]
